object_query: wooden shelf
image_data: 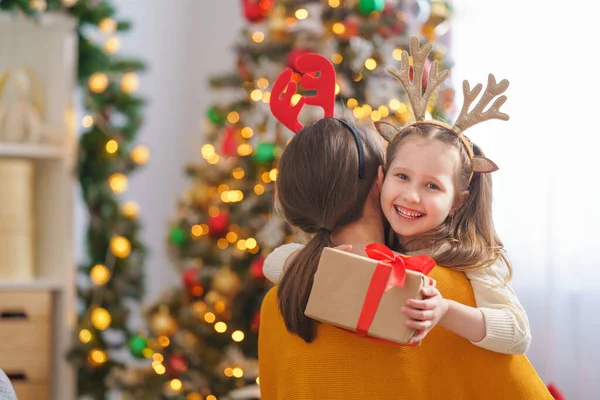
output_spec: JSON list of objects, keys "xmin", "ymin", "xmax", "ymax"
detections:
[
  {"xmin": 0, "ymin": 142, "xmax": 64, "ymax": 160},
  {"xmin": 0, "ymin": 279, "xmax": 64, "ymax": 291}
]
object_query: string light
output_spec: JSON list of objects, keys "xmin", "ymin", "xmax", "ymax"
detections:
[
  {"xmin": 169, "ymin": 379, "xmax": 183, "ymax": 392},
  {"xmin": 89, "ymin": 349, "xmax": 107, "ymax": 365},
  {"xmin": 90, "ymin": 264, "xmax": 111, "ymax": 286},
  {"xmin": 131, "ymin": 145, "xmax": 150, "ymax": 165},
  {"xmin": 154, "ymin": 363, "xmax": 166, "ymax": 375},
  {"xmin": 91, "ymin": 307, "xmax": 111, "ymax": 330},
  {"xmin": 82, "ymin": 115, "xmax": 94, "ymax": 128},
  {"xmin": 106, "ymin": 139, "xmax": 118, "ymax": 154},
  {"xmin": 362, "ymin": 104, "xmax": 373, "ymax": 115},
  {"xmin": 261, "ymin": 172, "xmax": 272, "ymax": 183},
  {"xmin": 269, "ymin": 168, "xmax": 278, "ymax": 181},
  {"xmin": 246, "ymin": 238, "xmax": 257, "ymax": 250},
  {"xmin": 204, "ymin": 312, "xmax": 216, "ymax": 323},
  {"xmin": 89, "ymin": 72, "xmax": 109, "ymax": 93},
  {"xmin": 252, "ymin": 31, "xmax": 265, "ymax": 43},
  {"xmin": 261, "ymin": 92, "xmax": 271, "ymax": 103},
  {"xmin": 347, "ymin": 98, "xmax": 358, "ymax": 108},
  {"xmin": 224, "ymin": 368, "xmax": 234, "ymax": 377},
  {"xmin": 365, "ymin": 58, "xmax": 377, "ymax": 70},
  {"xmin": 207, "ymin": 396, "xmax": 217, "ymax": 400},
  {"xmin": 256, "ymin": 78, "xmax": 269, "ymax": 89},
  {"xmin": 153, "ymin": 353, "xmax": 164, "ymax": 363},
  {"xmin": 331, "ymin": 53, "xmax": 343, "ymax": 64},
  {"xmin": 226, "ymin": 232, "xmax": 238, "ymax": 243},
  {"xmin": 232, "ymin": 367, "xmax": 244, "ymax": 378},
  {"xmin": 122, "ymin": 201, "xmax": 139, "ymax": 219},
  {"xmin": 104, "ymin": 37, "xmax": 120, "ymax": 54},
  {"xmin": 371, "ymin": 110, "xmax": 382, "ymax": 121},
  {"xmin": 389, "ymin": 98, "xmax": 401, "ymax": 111},
  {"xmin": 191, "ymin": 225, "xmax": 203, "ymax": 237},
  {"xmin": 295, "ymin": 8, "xmax": 308, "ymax": 20},
  {"xmin": 335, "ymin": 83, "xmax": 341, "ymax": 95},
  {"xmin": 328, "ymin": 0, "xmax": 340, "ymax": 7},
  {"xmin": 393, "ymin": 48, "xmax": 403, "ymax": 61},
  {"xmin": 232, "ymin": 168, "xmax": 245, "ymax": 179},
  {"xmin": 250, "ymin": 89, "xmax": 263, "ymax": 102},
  {"xmin": 214, "ymin": 322, "xmax": 227, "ymax": 333},
  {"xmin": 121, "ymin": 72, "xmax": 139, "ymax": 94},
  {"xmin": 379, "ymin": 105, "xmax": 390, "ymax": 117},
  {"xmin": 207, "ymin": 154, "xmax": 220, "ymax": 164},
  {"xmin": 79, "ymin": 329, "xmax": 92, "ymax": 343},
  {"xmin": 237, "ymin": 239, "xmax": 247, "ymax": 251},
  {"xmin": 109, "ymin": 173, "xmax": 128, "ymax": 194},
  {"xmin": 254, "ymin": 184, "xmax": 265, "ymax": 195},
  {"xmin": 231, "ymin": 330, "xmax": 245, "ymax": 342},
  {"xmin": 240, "ymin": 127, "xmax": 254, "ymax": 138},
  {"xmin": 237, "ymin": 144, "xmax": 253, "ymax": 156},
  {"xmin": 98, "ymin": 18, "xmax": 117, "ymax": 34},
  {"xmin": 201, "ymin": 144, "xmax": 215, "ymax": 159},
  {"xmin": 110, "ymin": 235, "xmax": 131, "ymax": 258},
  {"xmin": 332, "ymin": 23, "xmax": 345, "ymax": 35},
  {"xmin": 157, "ymin": 336, "xmax": 170, "ymax": 347},
  {"xmin": 227, "ymin": 111, "xmax": 240, "ymax": 124},
  {"xmin": 353, "ymin": 107, "xmax": 365, "ymax": 119}
]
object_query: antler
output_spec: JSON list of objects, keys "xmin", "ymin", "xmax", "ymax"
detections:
[
  {"xmin": 453, "ymin": 74, "xmax": 509, "ymax": 134},
  {"xmin": 270, "ymin": 53, "xmax": 336, "ymax": 134},
  {"xmin": 270, "ymin": 68, "xmax": 305, "ymax": 133},
  {"xmin": 386, "ymin": 36, "xmax": 449, "ymax": 122}
]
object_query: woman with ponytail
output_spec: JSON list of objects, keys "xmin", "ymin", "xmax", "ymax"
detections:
[{"xmin": 258, "ymin": 117, "xmax": 552, "ymax": 400}]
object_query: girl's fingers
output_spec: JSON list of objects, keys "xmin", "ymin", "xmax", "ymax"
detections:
[
  {"xmin": 409, "ymin": 330, "xmax": 427, "ymax": 344},
  {"xmin": 405, "ymin": 319, "xmax": 432, "ymax": 330},
  {"xmin": 401, "ymin": 306, "xmax": 433, "ymax": 321},
  {"xmin": 406, "ymin": 298, "xmax": 436, "ymax": 310}
]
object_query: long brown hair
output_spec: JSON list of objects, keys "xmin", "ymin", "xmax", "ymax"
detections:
[
  {"xmin": 384, "ymin": 123, "xmax": 511, "ymax": 276},
  {"xmin": 276, "ymin": 118, "xmax": 384, "ymax": 342}
]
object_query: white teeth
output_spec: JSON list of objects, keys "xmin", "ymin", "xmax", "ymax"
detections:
[{"xmin": 395, "ymin": 206, "xmax": 423, "ymax": 218}]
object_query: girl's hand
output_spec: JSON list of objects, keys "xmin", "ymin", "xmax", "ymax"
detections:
[{"xmin": 401, "ymin": 286, "xmax": 449, "ymax": 344}]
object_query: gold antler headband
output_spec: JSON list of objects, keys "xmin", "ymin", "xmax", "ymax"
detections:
[{"xmin": 375, "ymin": 36, "xmax": 509, "ymax": 181}]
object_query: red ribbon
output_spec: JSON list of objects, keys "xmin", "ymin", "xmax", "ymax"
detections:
[{"xmin": 355, "ymin": 243, "xmax": 436, "ymax": 337}]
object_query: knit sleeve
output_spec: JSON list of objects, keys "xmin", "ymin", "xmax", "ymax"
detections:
[
  {"xmin": 263, "ymin": 243, "xmax": 306, "ymax": 284},
  {"xmin": 465, "ymin": 258, "xmax": 532, "ymax": 355}
]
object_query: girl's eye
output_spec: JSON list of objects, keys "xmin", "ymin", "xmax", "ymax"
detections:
[
  {"xmin": 397, "ymin": 173, "xmax": 409, "ymax": 181},
  {"xmin": 426, "ymin": 183, "xmax": 440, "ymax": 190}
]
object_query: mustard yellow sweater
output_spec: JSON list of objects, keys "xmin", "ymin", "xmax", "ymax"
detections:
[{"xmin": 258, "ymin": 265, "xmax": 552, "ymax": 400}]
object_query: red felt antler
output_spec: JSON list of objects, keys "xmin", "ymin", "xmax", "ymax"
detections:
[{"xmin": 270, "ymin": 53, "xmax": 336, "ymax": 133}]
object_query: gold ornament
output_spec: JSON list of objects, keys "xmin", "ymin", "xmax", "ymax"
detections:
[
  {"xmin": 212, "ymin": 266, "xmax": 241, "ymax": 296},
  {"xmin": 151, "ymin": 312, "xmax": 178, "ymax": 336}
]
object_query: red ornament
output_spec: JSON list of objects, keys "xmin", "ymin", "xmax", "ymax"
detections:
[
  {"xmin": 251, "ymin": 311, "xmax": 261, "ymax": 332},
  {"xmin": 242, "ymin": 0, "xmax": 273, "ymax": 23},
  {"xmin": 250, "ymin": 256, "xmax": 266, "ymax": 280},
  {"xmin": 221, "ymin": 127, "xmax": 238, "ymax": 156},
  {"xmin": 167, "ymin": 354, "xmax": 189, "ymax": 377},
  {"xmin": 183, "ymin": 268, "xmax": 200, "ymax": 288},
  {"xmin": 208, "ymin": 212, "xmax": 229, "ymax": 238}
]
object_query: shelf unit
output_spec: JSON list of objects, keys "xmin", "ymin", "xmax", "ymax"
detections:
[{"xmin": 0, "ymin": 11, "xmax": 78, "ymax": 400}]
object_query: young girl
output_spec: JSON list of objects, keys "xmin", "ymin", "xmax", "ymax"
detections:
[{"xmin": 264, "ymin": 37, "xmax": 531, "ymax": 355}]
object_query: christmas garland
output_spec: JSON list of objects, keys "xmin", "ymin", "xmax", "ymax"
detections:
[{"xmin": 0, "ymin": 0, "xmax": 149, "ymax": 398}]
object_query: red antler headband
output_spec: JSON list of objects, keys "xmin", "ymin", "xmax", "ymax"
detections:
[
  {"xmin": 269, "ymin": 52, "xmax": 365, "ymax": 178},
  {"xmin": 270, "ymin": 53, "xmax": 336, "ymax": 133}
]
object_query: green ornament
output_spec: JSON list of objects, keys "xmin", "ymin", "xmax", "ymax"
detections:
[
  {"xmin": 253, "ymin": 143, "xmax": 276, "ymax": 163},
  {"xmin": 358, "ymin": 0, "xmax": 385, "ymax": 15},
  {"xmin": 206, "ymin": 106, "xmax": 224, "ymax": 125},
  {"xmin": 129, "ymin": 334, "xmax": 147, "ymax": 359},
  {"xmin": 169, "ymin": 226, "xmax": 188, "ymax": 246}
]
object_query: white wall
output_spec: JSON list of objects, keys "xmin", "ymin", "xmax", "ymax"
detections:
[
  {"xmin": 452, "ymin": 1, "xmax": 600, "ymax": 398},
  {"xmin": 109, "ymin": 0, "xmax": 244, "ymax": 304}
]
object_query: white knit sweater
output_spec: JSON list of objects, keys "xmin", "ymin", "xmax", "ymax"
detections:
[{"xmin": 264, "ymin": 243, "xmax": 532, "ymax": 355}]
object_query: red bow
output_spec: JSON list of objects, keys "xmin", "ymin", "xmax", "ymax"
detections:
[{"xmin": 364, "ymin": 243, "xmax": 435, "ymax": 291}]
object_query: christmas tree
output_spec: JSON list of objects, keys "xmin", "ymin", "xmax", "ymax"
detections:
[
  {"xmin": 1, "ymin": 0, "xmax": 150, "ymax": 399},
  {"xmin": 117, "ymin": 1, "xmax": 454, "ymax": 399}
]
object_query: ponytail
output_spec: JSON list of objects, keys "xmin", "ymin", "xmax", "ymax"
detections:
[{"xmin": 277, "ymin": 229, "xmax": 331, "ymax": 343}]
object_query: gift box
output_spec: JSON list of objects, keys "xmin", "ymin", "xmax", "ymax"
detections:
[{"xmin": 304, "ymin": 244, "xmax": 436, "ymax": 344}]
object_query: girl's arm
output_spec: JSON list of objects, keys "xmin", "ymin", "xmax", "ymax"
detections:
[
  {"xmin": 263, "ymin": 243, "xmax": 305, "ymax": 283},
  {"xmin": 402, "ymin": 258, "xmax": 531, "ymax": 354},
  {"xmin": 463, "ymin": 258, "xmax": 532, "ymax": 354}
]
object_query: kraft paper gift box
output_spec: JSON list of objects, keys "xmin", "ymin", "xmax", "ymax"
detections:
[{"xmin": 304, "ymin": 244, "xmax": 436, "ymax": 344}]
